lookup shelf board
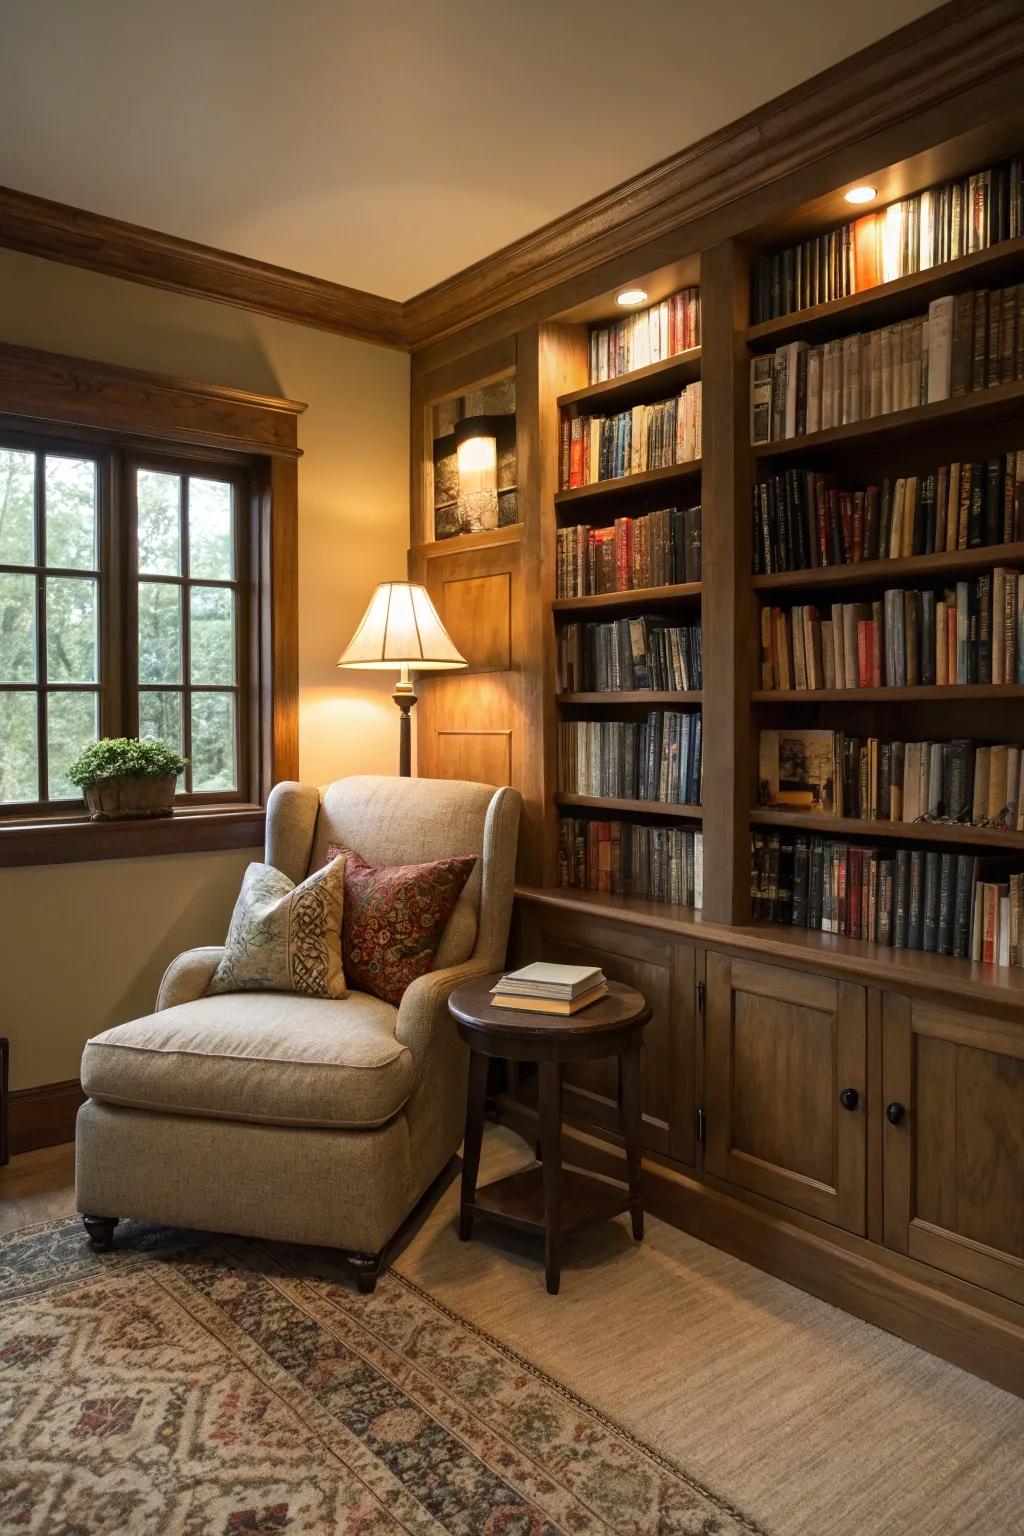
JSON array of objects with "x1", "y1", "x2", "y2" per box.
[
  {"x1": 555, "y1": 461, "x2": 701, "y2": 509},
  {"x1": 552, "y1": 581, "x2": 701, "y2": 614},
  {"x1": 558, "y1": 690, "x2": 702, "y2": 705},
  {"x1": 752, "y1": 378, "x2": 1024, "y2": 462},
  {"x1": 513, "y1": 885, "x2": 1024, "y2": 1011},
  {"x1": 558, "y1": 348, "x2": 701, "y2": 416},
  {"x1": 751, "y1": 685, "x2": 1024, "y2": 701},
  {"x1": 746, "y1": 234, "x2": 1024, "y2": 350},
  {"x1": 556, "y1": 794, "x2": 703, "y2": 819},
  {"x1": 749, "y1": 808, "x2": 1024, "y2": 850},
  {"x1": 752, "y1": 543, "x2": 1024, "y2": 592}
]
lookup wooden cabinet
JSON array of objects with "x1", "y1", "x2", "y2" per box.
[
  {"x1": 517, "y1": 906, "x2": 697, "y2": 1165},
  {"x1": 883, "y1": 994, "x2": 1024, "y2": 1305},
  {"x1": 704, "y1": 953, "x2": 867, "y2": 1233}
]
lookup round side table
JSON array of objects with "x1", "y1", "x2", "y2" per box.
[{"x1": 448, "y1": 974, "x2": 651, "y2": 1294}]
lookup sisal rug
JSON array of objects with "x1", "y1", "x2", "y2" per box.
[{"x1": 0, "y1": 1217, "x2": 764, "y2": 1535}]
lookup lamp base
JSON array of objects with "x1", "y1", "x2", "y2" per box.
[{"x1": 393, "y1": 679, "x2": 417, "y2": 777}]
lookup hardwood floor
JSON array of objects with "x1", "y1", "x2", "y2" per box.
[{"x1": 0, "y1": 1142, "x2": 75, "y2": 1235}]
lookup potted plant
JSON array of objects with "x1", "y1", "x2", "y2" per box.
[{"x1": 68, "y1": 737, "x2": 188, "y2": 821}]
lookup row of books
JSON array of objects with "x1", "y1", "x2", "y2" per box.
[
  {"x1": 558, "y1": 712, "x2": 703, "y2": 806},
  {"x1": 557, "y1": 617, "x2": 703, "y2": 694},
  {"x1": 759, "y1": 570, "x2": 1024, "y2": 690},
  {"x1": 588, "y1": 287, "x2": 701, "y2": 382},
  {"x1": 751, "y1": 155, "x2": 1024, "y2": 322},
  {"x1": 751, "y1": 830, "x2": 1024, "y2": 965},
  {"x1": 558, "y1": 816, "x2": 703, "y2": 906},
  {"x1": 560, "y1": 384, "x2": 702, "y2": 489},
  {"x1": 556, "y1": 506, "x2": 702, "y2": 597},
  {"x1": 752, "y1": 454, "x2": 1024, "y2": 575},
  {"x1": 757, "y1": 728, "x2": 1024, "y2": 830},
  {"x1": 749, "y1": 284, "x2": 1024, "y2": 445}
]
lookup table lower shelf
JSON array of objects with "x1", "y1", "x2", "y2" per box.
[{"x1": 466, "y1": 1163, "x2": 637, "y2": 1238}]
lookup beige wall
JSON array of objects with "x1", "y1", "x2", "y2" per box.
[{"x1": 0, "y1": 248, "x2": 410, "y2": 1089}]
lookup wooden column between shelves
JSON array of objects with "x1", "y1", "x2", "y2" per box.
[{"x1": 700, "y1": 239, "x2": 755, "y2": 924}]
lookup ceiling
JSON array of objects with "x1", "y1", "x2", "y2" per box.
[{"x1": 0, "y1": 0, "x2": 938, "y2": 302}]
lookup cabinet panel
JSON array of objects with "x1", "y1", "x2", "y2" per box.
[
  {"x1": 515, "y1": 907, "x2": 696, "y2": 1165},
  {"x1": 706, "y1": 952, "x2": 867, "y2": 1233},
  {"x1": 883, "y1": 994, "x2": 1024, "y2": 1304}
]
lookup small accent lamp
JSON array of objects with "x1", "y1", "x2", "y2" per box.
[
  {"x1": 337, "y1": 581, "x2": 467, "y2": 776},
  {"x1": 453, "y1": 415, "x2": 499, "y2": 531}
]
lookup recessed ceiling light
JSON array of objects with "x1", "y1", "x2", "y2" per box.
[
  {"x1": 844, "y1": 185, "x2": 877, "y2": 205},
  {"x1": 616, "y1": 288, "x2": 648, "y2": 307}
]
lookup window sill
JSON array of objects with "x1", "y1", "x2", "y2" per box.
[{"x1": 0, "y1": 805, "x2": 265, "y2": 868}]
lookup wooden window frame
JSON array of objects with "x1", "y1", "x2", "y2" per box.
[{"x1": 0, "y1": 342, "x2": 303, "y2": 866}]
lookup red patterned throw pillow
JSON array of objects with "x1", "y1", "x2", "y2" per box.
[{"x1": 323, "y1": 843, "x2": 476, "y2": 1005}]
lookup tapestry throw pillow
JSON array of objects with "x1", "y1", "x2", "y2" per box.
[
  {"x1": 323, "y1": 843, "x2": 476, "y2": 1006},
  {"x1": 207, "y1": 856, "x2": 348, "y2": 999}
]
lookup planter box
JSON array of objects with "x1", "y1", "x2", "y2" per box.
[{"x1": 83, "y1": 773, "x2": 177, "y2": 821}]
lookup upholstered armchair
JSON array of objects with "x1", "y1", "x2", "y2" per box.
[{"x1": 75, "y1": 775, "x2": 521, "y2": 1290}]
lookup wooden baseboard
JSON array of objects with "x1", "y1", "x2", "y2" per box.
[
  {"x1": 500, "y1": 1098, "x2": 1024, "y2": 1398},
  {"x1": 8, "y1": 1079, "x2": 84, "y2": 1158}
]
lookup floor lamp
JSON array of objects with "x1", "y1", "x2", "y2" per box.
[{"x1": 337, "y1": 581, "x2": 467, "y2": 776}]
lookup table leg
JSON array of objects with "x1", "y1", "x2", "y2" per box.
[
  {"x1": 618, "y1": 1045, "x2": 644, "y2": 1240},
  {"x1": 460, "y1": 1051, "x2": 490, "y2": 1240},
  {"x1": 537, "y1": 1060, "x2": 563, "y2": 1295}
]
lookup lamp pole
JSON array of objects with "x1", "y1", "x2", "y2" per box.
[{"x1": 393, "y1": 665, "x2": 418, "y2": 777}]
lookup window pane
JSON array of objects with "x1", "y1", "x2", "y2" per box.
[
  {"x1": 0, "y1": 691, "x2": 38, "y2": 803},
  {"x1": 0, "y1": 572, "x2": 37, "y2": 682},
  {"x1": 45, "y1": 456, "x2": 96, "y2": 570},
  {"x1": 46, "y1": 577, "x2": 98, "y2": 683},
  {"x1": 47, "y1": 690, "x2": 97, "y2": 799},
  {"x1": 191, "y1": 692, "x2": 236, "y2": 791},
  {"x1": 189, "y1": 478, "x2": 233, "y2": 579},
  {"x1": 139, "y1": 690, "x2": 185, "y2": 790},
  {"x1": 0, "y1": 449, "x2": 36, "y2": 566},
  {"x1": 190, "y1": 585, "x2": 235, "y2": 684},
  {"x1": 138, "y1": 581, "x2": 181, "y2": 684},
  {"x1": 137, "y1": 470, "x2": 181, "y2": 575}
]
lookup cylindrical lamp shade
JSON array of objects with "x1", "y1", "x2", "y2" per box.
[
  {"x1": 337, "y1": 581, "x2": 467, "y2": 671},
  {"x1": 453, "y1": 415, "x2": 499, "y2": 532}
]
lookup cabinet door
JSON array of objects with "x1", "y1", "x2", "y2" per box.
[
  {"x1": 883, "y1": 994, "x2": 1024, "y2": 1305},
  {"x1": 516, "y1": 907, "x2": 696, "y2": 1165},
  {"x1": 705, "y1": 953, "x2": 867, "y2": 1233}
]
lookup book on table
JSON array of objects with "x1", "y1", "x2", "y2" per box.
[{"x1": 490, "y1": 962, "x2": 609, "y2": 1014}]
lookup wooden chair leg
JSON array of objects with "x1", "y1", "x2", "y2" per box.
[
  {"x1": 460, "y1": 1050, "x2": 490, "y2": 1240},
  {"x1": 618, "y1": 1046, "x2": 645, "y2": 1240},
  {"x1": 82, "y1": 1215, "x2": 119, "y2": 1250},
  {"x1": 537, "y1": 1060, "x2": 563, "y2": 1294}
]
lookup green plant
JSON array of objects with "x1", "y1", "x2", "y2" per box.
[{"x1": 67, "y1": 737, "x2": 188, "y2": 789}]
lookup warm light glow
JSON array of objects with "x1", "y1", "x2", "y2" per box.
[
  {"x1": 616, "y1": 287, "x2": 648, "y2": 307},
  {"x1": 844, "y1": 185, "x2": 877, "y2": 205},
  {"x1": 455, "y1": 432, "x2": 498, "y2": 482},
  {"x1": 337, "y1": 581, "x2": 467, "y2": 672}
]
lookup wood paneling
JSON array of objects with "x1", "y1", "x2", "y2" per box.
[
  {"x1": 434, "y1": 729, "x2": 512, "y2": 787},
  {"x1": 442, "y1": 573, "x2": 512, "y2": 672},
  {"x1": 0, "y1": 186, "x2": 405, "y2": 348},
  {"x1": 706, "y1": 952, "x2": 867, "y2": 1232},
  {"x1": 883, "y1": 994, "x2": 1024, "y2": 1304},
  {"x1": 8, "y1": 1080, "x2": 84, "y2": 1157}
]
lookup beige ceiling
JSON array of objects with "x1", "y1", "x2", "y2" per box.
[{"x1": 0, "y1": 0, "x2": 938, "y2": 301}]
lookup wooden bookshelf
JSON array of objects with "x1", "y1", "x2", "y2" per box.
[
  {"x1": 557, "y1": 348, "x2": 701, "y2": 416},
  {"x1": 554, "y1": 460, "x2": 701, "y2": 510},
  {"x1": 749, "y1": 808, "x2": 1024, "y2": 850},
  {"x1": 752, "y1": 543, "x2": 1024, "y2": 591},
  {"x1": 552, "y1": 581, "x2": 700, "y2": 614},
  {"x1": 557, "y1": 690, "x2": 702, "y2": 705},
  {"x1": 556, "y1": 793, "x2": 702, "y2": 819}
]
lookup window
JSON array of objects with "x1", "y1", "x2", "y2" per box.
[{"x1": 1, "y1": 432, "x2": 249, "y2": 813}]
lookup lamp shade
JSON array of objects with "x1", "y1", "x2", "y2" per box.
[{"x1": 336, "y1": 581, "x2": 467, "y2": 671}]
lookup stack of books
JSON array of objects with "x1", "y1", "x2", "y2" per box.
[
  {"x1": 560, "y1": 383, "x2": 702, "y2": 488},
  {"x1": 490, "y1": 963, "x2": 609, "y2": 1015}
]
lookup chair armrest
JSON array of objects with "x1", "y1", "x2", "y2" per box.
[
  {"x1": 395, "y1": 961, "x2": 493, "y2": 1060},
  {"x1": 157, "y1": 947, "x2": 226, "y2": 1011}
]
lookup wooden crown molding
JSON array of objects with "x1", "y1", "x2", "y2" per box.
[
  {"x1": 0, "y1": 185, "x2": 406, "y2": 350},
  {"x1": 0, "y1": 1, "x2": 1021, "y2": 358},
  {"x1": 0, "y1": 340, "x2": 306, "y2": 458}
]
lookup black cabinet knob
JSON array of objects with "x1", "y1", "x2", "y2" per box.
[
  {"x1": 886, "y1": 1101, "x2": 906, "y2": 1125},
  {"x1": 839, "y1": 1088, "x2": 859, "y2": 1111}
]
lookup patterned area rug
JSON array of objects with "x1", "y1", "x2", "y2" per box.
[{"x1": 0, "y1": 1218, "x2": 766, "y2": 1535}]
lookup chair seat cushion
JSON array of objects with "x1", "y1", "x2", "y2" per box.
[{"x1": 81, "y1": 991, "x2": 412, "y2": 1130}]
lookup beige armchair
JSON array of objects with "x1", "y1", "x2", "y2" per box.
[{"x1": 75, "y1": 775, "x2": 521, "y2": 1290}]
